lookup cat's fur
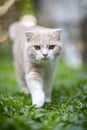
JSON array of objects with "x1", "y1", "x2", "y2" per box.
[{"x1": 9, "y1": 23, "x2": 63, "y2": 108}]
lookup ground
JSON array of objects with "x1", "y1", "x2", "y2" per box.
[{"x1": 0, "y1": 45, "x2": 87, "y2": 130}]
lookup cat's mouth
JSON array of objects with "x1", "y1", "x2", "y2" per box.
[
  {"x1": 42, "y1": 57, "x2": 49, "y2": 61},
  {"x1": 34, "y1": 57, "x2": 49, "y2": 63}
]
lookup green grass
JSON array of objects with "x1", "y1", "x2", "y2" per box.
[{"x1": 0, "y1": 45, "x2": 87, "y2": 130}]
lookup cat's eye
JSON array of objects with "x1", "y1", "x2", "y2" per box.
[
  {"x1": 34, "y1": 45, "x2": 41, "y2": 50},
  {"x1": 49, "y1": 45, "x2": 56, "y2": 50}
]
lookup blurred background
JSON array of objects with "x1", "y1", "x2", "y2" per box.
[{"x1": 0, "y1": 0, "x2": 87, "y2": 68}]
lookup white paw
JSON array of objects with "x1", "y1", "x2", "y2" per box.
[{"x1": 32, "y1": 91, "x2": 45, "y2": 108}]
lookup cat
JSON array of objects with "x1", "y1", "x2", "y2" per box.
[{"x1": 9, "y1": 22, "x2": 63, "y2": 108}]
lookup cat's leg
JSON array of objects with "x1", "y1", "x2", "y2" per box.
[
  {"x1": 14, "y1": 61, "x2": 29, "y2": 93},
  {"x1": 44, "y1": 79, "x2": 53, "y2": 102},
  {"x1": 44, "y1": 65, "x2": 56, "y2": 102},
  {"x1": 25, "y1": 72, "x2": 45, "y2": 108}
]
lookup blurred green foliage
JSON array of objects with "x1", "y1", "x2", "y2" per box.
[
  {"x1": 0, "y1": 46, "x2": 87, "y2": 130},
  {"x1": 0, "y1": 0, "x2": 34, "y2": 16},
  {"x1": 0, "y1": 0, "x2": 35, "y2": 31},
  {"x1": 19, "y1": 0, "x2": 34, "y2": 16},
  {"x1": 0, "y1": 0, "x2": 7, "y2": 5}
]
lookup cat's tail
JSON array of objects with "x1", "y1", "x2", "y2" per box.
[
  {"x1": 9, "y1": 14, "x2": 37, "y2": 41},
  {"x1": 19, "y1": 14, "x2": 37, "y2": 27}
]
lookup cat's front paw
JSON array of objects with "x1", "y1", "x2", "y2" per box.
[{"x1": 32, "y1": 90, "x2": 45, "y2": 108}]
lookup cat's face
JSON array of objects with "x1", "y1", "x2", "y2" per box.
[{"x1": 25, "y1": 29, "x2": 62, "y2": 62}]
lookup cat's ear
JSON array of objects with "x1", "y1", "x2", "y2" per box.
[
  {"x1": 53, "y1": 29, "x2": 62, "y2": 40},
  {"x1": 25, "y1": 31, "x2": 34, "y2": 42}
]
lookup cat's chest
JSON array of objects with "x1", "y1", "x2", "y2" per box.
[{"x1": 41, "y1": 62, "x2": 56, "y2": 79}]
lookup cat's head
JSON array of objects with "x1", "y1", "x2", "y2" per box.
[{"x1": 25, "y1": 29, "x2": 63, "y2": 63}]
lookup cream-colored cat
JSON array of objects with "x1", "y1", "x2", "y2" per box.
[{"x1": 9, "y1": 23, "x2": 63, "y2": 108}]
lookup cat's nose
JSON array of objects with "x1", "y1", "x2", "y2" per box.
[{"x1": 43, "y1": 53, "x2": 48, "y2": 57}]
